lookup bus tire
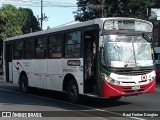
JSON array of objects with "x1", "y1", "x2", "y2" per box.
[
  {"x1": 108, "y1": 96, "x2": 121, "y2": 101},
  {"x1": 67, "y1": 80, "x2": 79, "y2": 103},
  {"x1": 19, "y1": 75, "x2": 29, "y2": 94}
]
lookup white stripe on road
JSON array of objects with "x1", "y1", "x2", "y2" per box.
[{"x1": 0, "y1": 87, "x2": 146, "y2": 120}]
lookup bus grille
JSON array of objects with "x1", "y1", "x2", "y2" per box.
[
  {"x1": 115, "y1": 69, "x2": 153, "y2": 76},
  {"x1": 122, "y1": 86, "x2": 146, "y2": 93}
]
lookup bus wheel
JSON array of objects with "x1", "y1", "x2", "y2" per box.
[
  {"x1": 19, "y1": 75, "x2": 29, "y2": 94},
  {"x1": 108, "y1": 96, "x2": 121, "y2": 101},
  {"x1": 67, "y1": 80, "x2": 79, "y2": 103}
]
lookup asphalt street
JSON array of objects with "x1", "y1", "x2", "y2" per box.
[{"x1": 0, "y1": 81, "x2": 159, "y2": 120}]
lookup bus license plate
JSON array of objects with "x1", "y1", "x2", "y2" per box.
[{"x1": 132, "y1": 86, "x2": 140, "y2": 90}]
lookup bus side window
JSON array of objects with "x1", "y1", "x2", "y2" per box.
[
  {"x1": 24, "y1": 38, "x2": 34, "y2": 59},
  {"x1": 48, "y1": 34, "x2": 62, "y2": 58},
  {"x1": 35, "y1": 36, "x2": 47, "y2": 58},
  {"x1": 13, "y1": 41, "x2": 23, "y2": 59},
  {"x1": 64, "y1": 31, "x2": 81, "y2": 58}
]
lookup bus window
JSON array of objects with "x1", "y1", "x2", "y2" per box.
[
  {"x1": 35, "y1": 36, "x2": 47, "y2": 58},
  {"x1": 65, "y1": 31, "x2": 81, "y2": 58},
  {"x1": 13, "y1": 41, "x2": 23, "y2": 59},
  {"x1": 24, "y1": 38, "x2": 34, "y2": 59},
  {"x1": 48, "y1": 34, "x2": 62, "y2": 58}
]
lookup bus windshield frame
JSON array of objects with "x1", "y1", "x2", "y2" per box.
[
  {"x1": 101, "y1": 34, "x2": 154, "y2": 68},
  {"x1": 101, "y1": 19, "x2": 154, "y2": 68}
]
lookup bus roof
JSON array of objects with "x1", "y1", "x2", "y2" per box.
[{"x1": 5, "y1": 17, "x2": 152, "y2": 41}]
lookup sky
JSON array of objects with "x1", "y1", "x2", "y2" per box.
[{"x1": 0, "y1": 0, "x2": 78, "y2": 30}]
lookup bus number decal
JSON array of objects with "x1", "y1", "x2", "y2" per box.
[
  {"x1": 67, "y1": 60, "x2": 81, "y2": 66},
  {"x1": 63, "y1": 69, "x2": 78, "y2": 73}
]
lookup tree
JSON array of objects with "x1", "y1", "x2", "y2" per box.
[
  {"x1": 18, "y1": 8, "x2": 40, "y2": 34},
  {"x1": 154, "y1": 0, "x2": 160, "y2": 7},
  {"x1": 74, "y1": 0, "x2": 155, "y2": 21},
  {"x1": 0, "y1": 4, "x2": 40, "y2": 41},
  {"x1": 0, "y1": 5, "x2": 22, "y2": 40},
  {"x1": 74, "y1": 0, "x2": 102, "y2": 21}
]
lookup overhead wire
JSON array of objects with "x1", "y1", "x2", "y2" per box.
[
  {"x1": 0, "y1": 0, "x2": 89, "y2": 28},
  {"x1": 0, "y1": 0, "x2": 96, "y2": 8},
  {"x1": 0, "y1": 0, "x2": 78, "y2": 8}
]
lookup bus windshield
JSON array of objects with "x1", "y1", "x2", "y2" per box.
[{"x1": 101, "y1": 35, "x2": 154, "y2": 67}]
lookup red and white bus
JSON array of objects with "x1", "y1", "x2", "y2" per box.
[{"x1": 3, "y1": 17, "x2": 156, "y2": 103}]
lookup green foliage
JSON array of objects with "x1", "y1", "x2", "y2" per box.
[
  {"x1": 74, "y1": 0, "x2": 102, "y2": 21},
  {"x1": 154, "y1": 0, "x2": 160, "y2": 7},
  {"x1": 18, "y1": 8, "x2": 40, "y2": 34},
  {"x1": 75, "y1": 0, "x2": 156, "y2": 22},
  {"x1": 0, "y1": 4, "x2": 40, "y2": 41},
  {"x1": 0, "y1": 5, "x2": 21, "y2": 40}
]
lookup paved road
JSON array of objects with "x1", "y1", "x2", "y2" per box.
[{"x1": 0, "y1": 81, "x2": 159, "y2": 120}]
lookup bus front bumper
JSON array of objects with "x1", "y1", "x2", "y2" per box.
[{"x1": 100, "y1": 80, "x2": 156, "y2": 97}]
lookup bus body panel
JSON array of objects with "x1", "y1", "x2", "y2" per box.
[
  {"x1": 62, "y1": 58, "x2": 84, "y2": 94},
  {"x1": 109, "y1": 70, "x2": 155, "y2": 86},
  {"x1": 99, "y1": 69, "x2": 156, "y2": 97},
  {"x1": 12, "y1": 58, "x2": 84, "y2": 94},
  {"x1": 12, "y1": 60, "x2": 35, "y2": 87},
  {"x1": 100, "y1": 79, "x2": 156, "y2": 97},
  {"x1": 9, "y1": 62, "x2": 13, "y2": 82},
  {"x1": 13, "y1": 69, "x2": 19, "y2": 85},
  {"x1": 23, "y1": 60, "x2": 34, "y2": 87},
  {"x1": 47, "y1": 59, "x2": 63, "y2": 91},
  {"x1": 34, "y1": 59, "x2": 47, "y2": 89},
  {"x1": 13, "y1": 60, "x2": 23, "y2": 85}
]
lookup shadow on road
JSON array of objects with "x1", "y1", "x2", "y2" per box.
[{"x1": 0, "y1": 81, "x2": 131, "y2": 110}]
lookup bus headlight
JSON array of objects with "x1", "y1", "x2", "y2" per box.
[
  {"x1": 102, "y1": 73, "x2": 120, "y2": 85},
  {"x1": 109, "y1": 79, "x2": 120, "y2": 85}
]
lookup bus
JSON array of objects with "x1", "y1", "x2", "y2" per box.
[{"x1": 3, "y1": 17, "x2": 156, "y2": 103}]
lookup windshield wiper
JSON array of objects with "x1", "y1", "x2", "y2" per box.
[
  {"x1": 142, "y1": 33, "x2": 151, "y2": 43},
  {"x1": 142, "y1": 33, "x2": 154, "y2": 48}
]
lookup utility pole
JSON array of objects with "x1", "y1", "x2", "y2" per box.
[
  {"x1": 38, "y1": 0, "x2": 48, "y2": 30},
  {"x1": 98, "y1": 0, "x2": 105, "y2": 17},
  {"x1": 41, "y1": 0, "x2": 43, "y2": 29}
]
